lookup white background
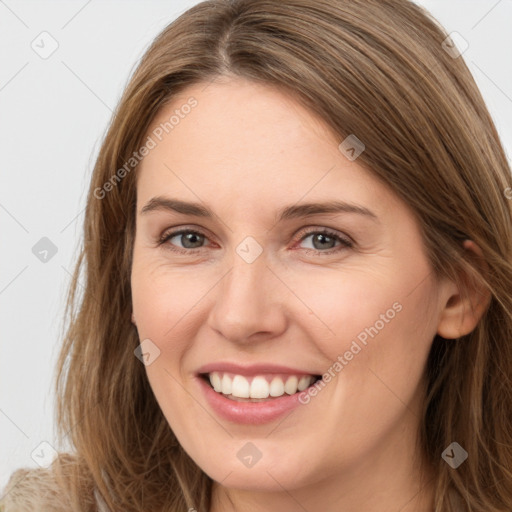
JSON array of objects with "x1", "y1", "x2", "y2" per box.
[{"x1": 1, "y1": 0, "x2": 511, "y2": 490}]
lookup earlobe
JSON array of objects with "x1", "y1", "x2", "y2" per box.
[
  {"x1": 131, "y1": 312, "x2": 137, "y2": 326},
  {"x1": 436, "y1": 240, "x2": 491, "y2": 339}
]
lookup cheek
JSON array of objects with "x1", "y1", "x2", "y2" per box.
[
  {"x1": 280, "y1": 265, "x2": 406, "y2": 355},
  {"x1": 131, "y1": 259, "x2": 215, "y2": 345},
  {"x1": 130, "y1": 264, "x2": 217, "y2": 441},
  {"x1": 328, "y1": 277, "x2": 438, "y2": 427},
  {"x1": 286, "y1": 261, "x2": 437, "y2": 394}
]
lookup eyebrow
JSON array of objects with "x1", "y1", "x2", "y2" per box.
[{"x1": 140, "y1": 196, "x2": 378, "y2": 222}]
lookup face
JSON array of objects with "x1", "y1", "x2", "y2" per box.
[{"x1": 130, "y1": 76, "x2": 449, "y2": 494}]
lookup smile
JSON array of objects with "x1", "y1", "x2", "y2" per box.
[
  {"x1": 204, "y1": 371, "x2": 320, "y2": 401},
  {"x1": 196, "y1": 362, "x2": 323, "y2": 424}
]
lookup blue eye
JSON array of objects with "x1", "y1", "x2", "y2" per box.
[{"x1": 158, "y1": 227, "x2": 353, "y2": 255}]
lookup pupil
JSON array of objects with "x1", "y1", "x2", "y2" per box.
[
  {"x1": 183, "y1": 233, "x2": 203, "y2": 248},
  {"x1": 314, "y1": 233, "x2": 333, "y2": 250}
]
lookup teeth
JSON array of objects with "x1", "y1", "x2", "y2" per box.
[
  {"x1": 298, "y1": 375, "x2": 311, "y2": 391},
  {"x1": 284, "y1": 375, "x2": 298, "y2": 395},
  {"x1": 250, "y1": 376, "x2": 270, "y2": 399},
  {"x1": 232, "y1": 375, "x2": 250, "y2": 398},
  {"x1": 208, "y1": 372, "x2": 315, "y2": 399},
  {"x1": 221, "y1": 373, "x2": 232, "y2": 395},
  {"x1": 269, "y1": 377, "x2": 285, "y2": 397},
  {"x1": 210, "y1": 372, "x2": 222, "y2": 392}
]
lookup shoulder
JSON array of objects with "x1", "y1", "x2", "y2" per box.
[
  {"x1": 0, "y1": 465, "x2": 69, "y2": 512},
  {"x1": 0, "y1": 454, "x2": 107, "y2": 512}
]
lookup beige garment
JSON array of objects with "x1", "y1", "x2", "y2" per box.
[{"x1": 0, "y1": 466, "x2": 109, "y2": 512}]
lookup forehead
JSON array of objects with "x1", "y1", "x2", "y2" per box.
[
  {"x1": 144, "y1": 78, "x2": 338, "y2": 164},
  {"x1": 136, "y1": 78, "x2": 393, "y2": 218}
]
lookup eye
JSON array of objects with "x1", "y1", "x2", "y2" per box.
[
  {"x1": 295, "y1": 228, "x2": 353, "y2": 255},
  {"x1": 157, "y1": 226, "x2": 353, "y2": 256},
  {"x1": 158, "y1": 228, "x2": 211, "y2": 253}
]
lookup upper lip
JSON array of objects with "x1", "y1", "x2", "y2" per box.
[{"x1": 196, "y1": 361, "x2": 320, "y2": 377}]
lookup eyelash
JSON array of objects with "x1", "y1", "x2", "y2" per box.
[{"x1": 157, "y1": 226, "x2": 353, "y2": 256}]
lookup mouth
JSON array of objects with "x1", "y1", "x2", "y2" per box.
[{"x1": 199, "y1": 371, "x2": 322, "y2": 402}]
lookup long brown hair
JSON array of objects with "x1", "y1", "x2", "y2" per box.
[{"x1": 3, "y1": 0, "x2": 512, "y2": 510}]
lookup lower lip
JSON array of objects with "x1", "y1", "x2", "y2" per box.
[{"x1": 197, "y1": 376, "x2": 304, "y2": 425}]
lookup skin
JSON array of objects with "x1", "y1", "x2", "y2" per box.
[{"x1": 130, "y1": 75, "x2": 487, "y2": 512}]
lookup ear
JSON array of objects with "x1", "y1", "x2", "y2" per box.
[
  {"x1": 131, "y1": 312, "x2": 137, "y2": 326},
  {"x1": 436, "y1": 240, "x2": 491, "y2": 339}
]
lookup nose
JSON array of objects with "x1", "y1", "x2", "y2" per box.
[{"x1": 207, "y1": 249, "x2": 288, "y2": 345}]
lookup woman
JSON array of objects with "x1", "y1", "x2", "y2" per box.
[{"x1": 2, "y1": 0, "x2": 511, "y2": 510}]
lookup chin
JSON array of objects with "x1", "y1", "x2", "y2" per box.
[{"x1": 194, "y1": 445, "x2": 318, "y2": 492}]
